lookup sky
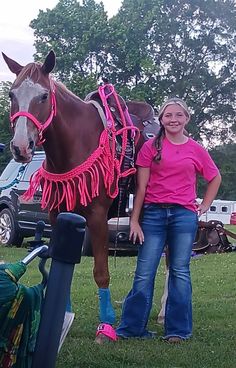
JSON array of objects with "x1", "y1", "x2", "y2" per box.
[{"x1": 0, "y1": 0, "x2": 122, "y2": 82}]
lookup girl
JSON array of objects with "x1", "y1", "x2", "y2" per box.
[{"x1": 116, "y1": 97, "x2": 221, "y2": 342}]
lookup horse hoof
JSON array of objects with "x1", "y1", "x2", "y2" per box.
[
  {"x1": 95, "y1": 323, "x2": 117, "y2": 344},
  {"x1": 95, "y1": 333, "x2": 113, "y2": 344}
]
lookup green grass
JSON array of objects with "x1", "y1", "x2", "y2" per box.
[
  {"x1": 1, "y1": 246, "x2": 236, "y2": 368},
  {"x1": 225, "y1": 224, "x2": 236, "y2": 243}
]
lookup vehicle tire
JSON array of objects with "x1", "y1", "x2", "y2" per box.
[
  {"x1": 0, "y1": 208, "x2": 23, "y2": 247},
  {"x1": 82, "y1": 227, "x2": 93, "y2": 256}
]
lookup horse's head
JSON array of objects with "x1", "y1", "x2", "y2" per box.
[{"x1": 2, "y1": 51, "x2": 56, "y2": 163}]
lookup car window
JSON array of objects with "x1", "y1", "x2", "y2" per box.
[
  {"x1": 0, "y1": 161, "x2": 22, "y2": 182},
  {"x1": 23, "y1": 160, "x2": 43, "y2": 181}
]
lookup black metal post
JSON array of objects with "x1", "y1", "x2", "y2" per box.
[{"x1": 32, "y1": 212, "x2": 86, "y2": 368}]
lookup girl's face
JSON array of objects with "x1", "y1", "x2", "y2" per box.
[{"x1": 160, "y1": 103, "x2": 189, "y2": 135}]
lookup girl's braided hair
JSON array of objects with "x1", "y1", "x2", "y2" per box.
[{"x1": 154, "y1": 97, "x2": 190, "y2": 162}]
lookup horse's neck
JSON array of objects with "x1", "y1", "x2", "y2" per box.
[{"x1": 43, "y1": 88, "x2": 104, "y2": 173}]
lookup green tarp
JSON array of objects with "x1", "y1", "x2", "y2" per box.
[{"x1": 0, "y1": 262, "x2": 43, "y2": 368}]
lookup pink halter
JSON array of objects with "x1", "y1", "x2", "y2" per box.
[{"x1": 10, "y1": 81, "x2": 57, "y2": 145}]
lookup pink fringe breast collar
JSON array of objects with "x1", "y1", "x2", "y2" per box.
[{"x1": 23, "y1": 129, "x2": 135, "y2": 211}]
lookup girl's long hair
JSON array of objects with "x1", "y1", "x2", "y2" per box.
[{"x1": 154, "y1": 123, "x2": 165, "y2": 162}]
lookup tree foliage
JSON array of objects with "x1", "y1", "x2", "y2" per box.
[
  {"x1": 30, "y1": 0, "x2": 236, "y2": 143},
  {"x1": 210, "y1": 143, "x2": 236, "y2": 199},
  {"x1": 105, "y1": 0, "x2": 162, "y2": 102},
  {"x1": 0, "y1": 82, "x2": 13, "y2": 170},
  {"x1": 30, "y1": 0, "x2": 109, "y2": 94},
  {"x1": 107, "y1": 0, "x2": 236, "y2": 143}
]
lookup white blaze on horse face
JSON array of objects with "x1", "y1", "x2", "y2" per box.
[{"x1": 11, "y1": 78, "x2": 47, "y2": 153}]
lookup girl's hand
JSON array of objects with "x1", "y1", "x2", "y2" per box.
[
  {"x1": 197, "y1": 202, "x2": 209, "y2": 216},
  {"x1": 129, "y1": 220, "x2": 144, "y2": 245}
]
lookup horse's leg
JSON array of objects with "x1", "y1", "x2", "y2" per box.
[
  {"x1": 87, "y1": 212, "x2": 116, "y2": 343},
  {"x1": 157, "y1": 269, "x2": 169, "y2": 325},
  {"x1": 157, "y1": 246, "x2": 169, "y2": 324}
]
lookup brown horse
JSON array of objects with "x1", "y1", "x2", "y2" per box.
[{"x1": 2, "y1": 50, "x2": 157, "y2": 343}]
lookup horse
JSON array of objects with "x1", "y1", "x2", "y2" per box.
[{"x1": 2, "y1": 50, "x2": 159, "y2": 343}]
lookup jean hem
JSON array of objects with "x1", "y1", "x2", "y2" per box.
[
  {"x1": 116, "y1": 330, "x2": 157, "y2": 340},
  {"x1": 162, "y1": 334, "x2": 192, "y2": 341}
]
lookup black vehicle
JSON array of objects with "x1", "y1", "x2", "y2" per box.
[
  {"x1": 0, "y1": 152, "x2": 50, "y2": 247},
  {"x1": 0, "y1": 144, "x2": 5, "y2": 153},
  {"x1": 0, "y1": 153, "x2": 136, "y2": 255}
]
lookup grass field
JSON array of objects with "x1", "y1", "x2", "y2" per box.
[
  {"x1": 224, "y1": 224, "x2": 236, "y2": 243},
  {"x1": 1, "y1": 236, "x2": 236, "y2": 368}
]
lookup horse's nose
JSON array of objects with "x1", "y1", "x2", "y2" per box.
[
  {"x1": 10, "y1": 142, "x2": 27, "y2": 161},
  {"x1": 11, "y1": 143, "x2": 21, "y2": 157},
  {"x1": 28, "y1": 140, "x2": 35, "y2": 150}
]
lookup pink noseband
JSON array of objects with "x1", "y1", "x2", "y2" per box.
[{"x1": 10, "y1": 81, "x2": 57, "y2": 145}]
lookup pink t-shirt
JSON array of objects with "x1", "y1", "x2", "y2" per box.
[{"x1": 136, "y1": 137, "x2": 219, "y2": 212}]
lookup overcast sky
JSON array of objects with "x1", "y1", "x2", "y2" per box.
[{"x1": 0, "y1": 0, "x2": 121, "y2": 82}]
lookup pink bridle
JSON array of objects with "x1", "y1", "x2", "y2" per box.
[{"x1": 10, "y1": 81, "x2": 57, "y2": 145}]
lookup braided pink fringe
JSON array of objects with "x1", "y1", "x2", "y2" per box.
[{"x1": 23, "y1": 129, "x2": 135, "y2": 211}]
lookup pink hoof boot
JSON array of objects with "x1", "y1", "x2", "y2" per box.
[{"x1": 96, "y1": 323, "x2": 117, "y2": 342}]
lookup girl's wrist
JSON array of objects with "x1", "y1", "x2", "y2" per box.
[
  {"x1": 130, "y1": 217, "x2": 139, "y2": 224},
  {"x1": 201, "y1": 201, "x2": 210, "y2": 208}
]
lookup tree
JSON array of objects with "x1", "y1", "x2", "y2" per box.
[
  {"x1": 196, "y1": 143, "x2": 236, "y2": 200},
  {"x1": 108, "y1": 0, "x2": 236, "y2": 143},
  {"x1": 30, "y1": 0, "x2": 110, "y2": 96},
  {"x1": 210, "y1": 143, "x2": 236, "y2": 199},
  {"x1": 105, "y1": 0, "x2": 163, "y2": 104},
  {"x1": 0, "y1": 82, "x2": 12, "y2": 171},
  {"x1": 30, "y1": 0, "x2": 236, "y2": 144}
]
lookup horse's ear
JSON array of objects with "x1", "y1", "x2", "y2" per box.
[
  {"x1": 42, "y1": 50, "x2": 56, "y2": 74},
  {"x1": 2, "y1": 52, "x2": 23, "y2": 75}
]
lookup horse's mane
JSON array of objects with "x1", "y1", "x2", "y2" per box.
[
  {"x1": 15, "y1": 62, "x2": 43, "y2": 85},
  {"x1": 56, "y1": 81, "x2": 80, "y2": 100}
]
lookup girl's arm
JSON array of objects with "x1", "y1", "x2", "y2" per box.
[
  {"x1": 130, "y1": 167, "x2": 150, "y2": 244},
  {"x1": 197, "y1": 173, "x2": 222, "y2": 216}
]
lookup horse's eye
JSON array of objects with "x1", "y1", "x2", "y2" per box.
[
  {"x1": 41, "y1": 93, "x2": 48, "y2": 102},
  {"x1": 9, "y1": 91, "x2": 13, "y2": 100}
]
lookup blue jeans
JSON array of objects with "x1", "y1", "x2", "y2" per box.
[{"x1": 116, "y1": 204, "x2": 198, "y2": 339}]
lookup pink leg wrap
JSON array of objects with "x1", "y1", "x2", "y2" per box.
[{"x1": 96, "y1": 323, "x2": 117, "y2": 341}]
